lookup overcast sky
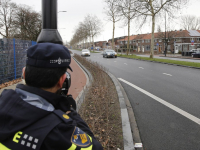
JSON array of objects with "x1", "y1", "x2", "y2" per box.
[{"x1": 11, "y1": 0, "x2": 200, "y2": 43}]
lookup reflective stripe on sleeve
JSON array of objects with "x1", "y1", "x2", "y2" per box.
[
  {"x1": 0, "y1": 143, "x2": 11, "y2": 150},
  {"x1": 68, "y1": 143, "x2": 77, "y2": 150}
]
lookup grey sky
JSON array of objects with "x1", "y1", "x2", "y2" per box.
[{"x1": 11, "y1": 0, "x2": 200, "y2": 43}]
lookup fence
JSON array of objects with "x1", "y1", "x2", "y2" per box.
[{"x1": 0, "y1": 38, "x2": 37, "y2": 84}]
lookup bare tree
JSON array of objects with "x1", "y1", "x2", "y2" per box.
[
  {"x1": 0, "y1": 0, "x2": 17, "y2": 38},
  {"x1": 70, "y1": 15, "x2": 102, "y2": 49},
  {"x1": 132, "y1": 0, "x2": 188, "y2": 58},
  {"x1": 180, "y1": 15, "x2": 200, "y2": 30},
  {"x1": 104, "y1": 0, "x2": 121, "y2": 50},
  {"x1": 117, "y1": 0, "x2": 136, "y2": 55},
  {"x1": 84, "y1": 15, "x2": 102, "y2": 51},
  {"x1": 12, "y1": 5, "x2": 42, "y2": 41}
]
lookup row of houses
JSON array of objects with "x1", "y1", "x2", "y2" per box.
[{"x1": 92, "y1": 30, "x2": 200, "y2": 53}]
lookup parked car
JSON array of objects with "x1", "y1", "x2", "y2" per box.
[
  {"x1": 190, "y1": 49, "x2": 198, "y2": 53},
  {"x1": 191, "y1": 52, "x2": 200, "y2": 58},
  {"x1": 102, "y1": 49, "x2": 117, "y2": 58},
  {"x1": 81, "y1": 49, "x2": 90, "y2": 56}
]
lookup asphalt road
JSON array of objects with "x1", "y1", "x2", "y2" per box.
[{"x1": 71, "y1": 50, "x2": 200, "y2": 150}]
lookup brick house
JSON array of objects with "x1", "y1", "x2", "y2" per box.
[
  {"x1": 115, "y1": 30, "x2": 200, "y2": 53},
  {"x1": 108, "y1": 36, "x2": 128, "y2": 49},
  {"x1": 94, "y1": 41, "x2": 108, "y2": 49}
]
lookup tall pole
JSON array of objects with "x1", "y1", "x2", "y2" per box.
[
  {"x1": 164, "y1": 12, "x2": 167, "y2": 57},
  {"x1": 37, "y1": 0, "x2": 63, "y2": 44}
]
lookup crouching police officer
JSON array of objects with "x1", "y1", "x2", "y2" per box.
[{"x1": 0, "y1": 43, "x2": 103, "y2": 150}]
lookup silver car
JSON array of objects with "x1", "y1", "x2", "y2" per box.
[
  {"x1": 81, "y1": 49, "x2": 90, "y2": 57},
  {"x1": 102, "y1": 49, "x2": 117, "y2": 58}
]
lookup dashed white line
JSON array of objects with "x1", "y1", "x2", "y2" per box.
[
  {"x1": 118, "y1": 78, "x2": 200, "y2": 125},
  {"x1": 124, "y1": 63, "x2": 128, "y2": 65},
  {"x1": 139, "y1": 67, "x2": 144, "y2": 69},
  {"x1": 163, "y1": 73, "x2": 172, "y2": 76}
]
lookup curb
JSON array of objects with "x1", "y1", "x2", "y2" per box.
[
  {"x1": 72, "y1": 56, "x2": 93, "y2": 112},
  {"x1": 107, "y1": 72, "x2": 136, "y2": 150},
  {"x1": 72, "y1": 54, "x2": 140, "y2": 150}
]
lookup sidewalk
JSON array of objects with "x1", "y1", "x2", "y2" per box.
[{"x1": 0, "y1": 57, "x2": 87, "y2": 102}]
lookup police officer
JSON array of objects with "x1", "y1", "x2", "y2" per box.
[{"x1": 0, "y1": 43, "x2": 103, "y2": 150}]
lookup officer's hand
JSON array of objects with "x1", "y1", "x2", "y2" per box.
[
  {"x1": 67, "y1": 94, "x2": 74, "y2": 100},
  {"x1": 66, "y1": 111, "x2": 71, "y2": 114}
]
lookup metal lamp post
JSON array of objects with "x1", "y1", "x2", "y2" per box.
[{"x1": 37, "y1": 0, "x2": 63, "y2": 44}]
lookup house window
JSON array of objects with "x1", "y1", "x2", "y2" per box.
[
  {"x1": 197, "y1": 38, "x2": 200, "y2": 42},
  {"x1": 142, "y1": 40, "x2": 144, "y2": 43},
  {"x1": 146, "y1": 45, "x2": 150, "y2": 50},
  {"x1": 133, "y1": 40, "x2": 136, "y2": 43},
  {"x1": 159, "y1": 39, "x2": 162, "y2": 42},
  {"x1": 175, "y1": 38, "x2": 181, "y2": 42},
  {"x1": 154, "y1": 39, "x2": 157, "y2": 42}
]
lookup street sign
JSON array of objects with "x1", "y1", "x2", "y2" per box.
[
  {"x1": 157, "y1": 43, "x2": 159, "y2": 46},
  {"x1": 191, "y1": 40, "x2": 194, "y2": 45}
]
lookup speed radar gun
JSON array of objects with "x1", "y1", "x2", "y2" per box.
[{"x1": 37, "y1": 0, "x2": 76, "y2": 110}]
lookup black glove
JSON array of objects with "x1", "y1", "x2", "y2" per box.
[{"x1": 58, "y1": 94, "x2": 77, "y2": 112}]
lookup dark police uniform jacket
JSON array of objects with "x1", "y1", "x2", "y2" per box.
[{"x1": 0, "y1": 84, "x2": 103, "y2": 150}]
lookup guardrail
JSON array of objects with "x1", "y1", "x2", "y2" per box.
[{"x1": 0, "y1": 38, "x2": 36, "y2": 84}]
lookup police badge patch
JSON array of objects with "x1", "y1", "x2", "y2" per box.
[{"x1": 71, "y1": 127, "x2": 91, "y2": 147}]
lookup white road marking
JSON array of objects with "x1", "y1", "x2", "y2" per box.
[
  {"x1": 114, "y1": 61, "x2": 117, "y2": 62},
  {"x1": 124, "y1": 63, "x2": 128, "y2": 65},
  {"x1": 118, "y1": 78, "x2": 200, "y2": 125},
  {"x1": 163, "y1": 73, "x2": 172, "y2": 76},
  {"x1": 139, "y1": 67, "x2": 144, "y2": 69}
]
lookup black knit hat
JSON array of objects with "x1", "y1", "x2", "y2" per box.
[{"x1": 26, "y1": 43, "x2": 72, "y2": 71}]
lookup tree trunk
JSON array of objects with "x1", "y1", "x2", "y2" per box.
[
  {"x1": 6, "y1": 27, "x2": 8, "y2": 38},
  {"x1": 112, "y1": 21, "x2": 115, "y2": 50},
  {"x1": 92, "y1": 36, "x2": 94, "y2": 52},
  {"x1": 128, "y1": 19, "x2": 130, "y2": 55},
  {"x1": 150, "y1": 15, "x2": 155, "y2": 58}
]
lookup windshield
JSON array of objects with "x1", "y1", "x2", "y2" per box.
[
  {"x1": 82, "y1": 50, "x2": 89, "y2": 52},
  {"x1": 105, "y1": 50, "x2": 115, "y2": 52}
]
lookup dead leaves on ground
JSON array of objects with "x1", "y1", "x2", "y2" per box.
[{"x1": 0, "y1": 78, "x2": 22, "y2": 90}]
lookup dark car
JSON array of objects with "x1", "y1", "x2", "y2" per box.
[
  {"x1": 102, "y1": 49, "x2": 117, "y2": 58},
  {"x1": 192, "y1": 52, "x2": 200, "y2": 58}
]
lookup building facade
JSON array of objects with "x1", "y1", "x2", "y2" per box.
[{"x1": 116, "y1": 30, "x2": 200, "y2": 53}]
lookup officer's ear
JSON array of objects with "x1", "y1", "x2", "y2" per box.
[
  {"x1": 57, "y1": 73, "x2": 66, "y2": 89},
  {"x1": 22, "y1": 67, "x2": 26, "y2": 79},
  {"x1": 21, "y1": 67, "x2": 26, "y2": 84}
]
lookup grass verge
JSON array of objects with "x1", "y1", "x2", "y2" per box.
[
  {"x1": 118, "y1": 54, "x2": 200, "y2": 68},
  {"x1": 74, "y1": 54, "x2": 124, "y2": 150}
]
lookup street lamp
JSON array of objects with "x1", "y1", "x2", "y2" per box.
[{"x1": 37, "y1": 0, "x2": 63, "y2": 44}]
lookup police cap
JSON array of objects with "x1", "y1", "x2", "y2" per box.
[{"x1": 26, "y1": 43, "x2": 72, "y2": 71}]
